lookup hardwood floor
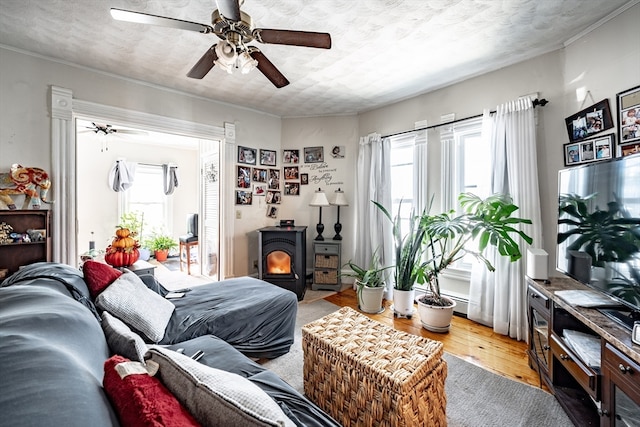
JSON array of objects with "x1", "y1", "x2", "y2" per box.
[{"x1": 325, "y1": 288, "x2": 550, "y2": 392}]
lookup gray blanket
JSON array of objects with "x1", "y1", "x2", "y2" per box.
[{"x1": 161, "y1": 276, "x2": 298, "y2": 359}]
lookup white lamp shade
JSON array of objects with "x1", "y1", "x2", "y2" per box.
[
  {"x1": 309, "y1": 189, "x2": 330, "y2": 207},
  {"x1": 331, "y1": 188, "x2": 349, "y2": 206}
]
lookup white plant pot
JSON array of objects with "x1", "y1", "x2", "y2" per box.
[
  {"x1": 392, "y1": 288, "x2": 415, "y2": 318},
  {"x1": 357, "y1": 282, "x2": 385, "y2": 314},
  {"x1": 417, "y1": 295, "x2": 457, "y2": 333}
]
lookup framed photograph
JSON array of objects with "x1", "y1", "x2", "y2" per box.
[
  {"x1": 260, "y1": 149, "x2": 277, "y2": 166},
  {"x1": 265, "y1": 191, "x2": 281, "y2": 204},
  {"x1": 284, "y1": 182, "x2": 300, "y2": 195},
  {"x1": 268, "y1": 169, "x2": 280, "y2": 190},
  {"x1": 621, "y1": 143, "x2": 640, "y2": 157},
  {"x1": 564, "y1": 99, "x2": 614, "y2": 142},
  {"x1": 304, "y1": 146, "x2": 324, "y2": 163},
  {"x1": 331, "y1": 145, "x2": 345, "y2": 158},
  {"x1": 282, "y1": 149, "x2": 300, "y2": 164},
  {"x1": 300, "y1": 173, "x2": 309, "y2": 185},
  {"x1": 617, "y1": 85, "x2": 640, "y2": 145},
  {"x1": 563, "y1": 134, "x2": 614, "y2": 166},
  {"x1": 237, "y1": 146, "x2": 257, "y2": 165},
  {"x1": 235, "y1": 190, "x2": 252, "y2": 205},
  {"x1": 284, "y1": 166, "x2": 299, "y2": 180},
  {"x1": 253, "y1": 183, "x2": 267, "y2": 196},
  {"x1": 266, "y1": 206, "x2": 278, "y2": 219},
  {"x1": 252, "y1": 167, "x2": 267, "y2": 183},
  {"x1": 236, "y1": 166, "x2": 251, "y2": 188}
]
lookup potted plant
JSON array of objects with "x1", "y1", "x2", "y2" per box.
[
  {"x1": 341, "y1": 249, "x2": 391, "y2": 314},
  {"x1": 146, "y1": 233, "x2": 177, "y2": 262},
  {"x1": 376, "y1": 193, "x2": 533, "y2": 330},
  {"x1": 373, "y1": 200, "x2": 430, "y2": 318},
  {"x1": 417, "y1": 193, "x2": 533, "y2": 332}
]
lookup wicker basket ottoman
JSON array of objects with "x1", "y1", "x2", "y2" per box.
[{"x1": 302, "y1": 307, "x2": 447, "y2": 427}]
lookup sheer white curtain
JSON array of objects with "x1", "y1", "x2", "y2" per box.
[
  {"x1": 468, "y1": 97, "x2": 543, "y2": 340},
  {"x1": 355, "y1": 133, "x2": 393, "y2": 298}
]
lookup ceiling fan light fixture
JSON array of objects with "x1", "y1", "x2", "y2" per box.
[
  {"x1": 214, "y1": 40, "x2": 237, "y2": 73},
  {"x1": 236, "y1": 50, "x2": 257, "y2": 74}
]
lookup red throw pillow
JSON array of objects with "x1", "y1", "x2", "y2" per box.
[
  {"x1": 103, "y1": 355, "x2": 200, "y2": 427},
  {"x1": 83, "y1": 261, "x2": 122, "y2": 299}
]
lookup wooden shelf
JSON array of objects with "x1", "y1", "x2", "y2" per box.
[{"x1": 0, "y1": 210, "x2": 52, "y2": 277}]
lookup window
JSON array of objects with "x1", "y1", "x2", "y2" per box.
[
  {"x1": 120, "y1": 164, "x2": 172, "y2": 239},
  {"x1": 390, "y1": 137, "x2": 415, "y2": 233},
  {"x1": 442, "y1": 118, "x2": 490, "y2": 271}
]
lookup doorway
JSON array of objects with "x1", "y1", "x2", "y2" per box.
[{"x1": 75, "y1": 117, "x2": 220, "y2": 280}]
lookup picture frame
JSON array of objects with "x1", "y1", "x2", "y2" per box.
[
  {"x1": 284, "y1": 166, "x2": 299, "y2": 180},
  {"x1": 252, "y1": 167, "x2": 267, "y2": 183},
  {"x1": 268, "y1": 169, "x2": 280, "y2": 190},
  {"x1": 235, "y1": 190, "x2": 252, "y2": 205},
  {"x1": 260, "y1": 149, "x2": 277, "y2": 166},
  {"x1": 331, "y1": 145, "x2": 345, "y2": 158},
  {"x1": 266, "y1": 206, "x2": 278, "y2": 219},
  {"x1": 253, "y1": 183, "x2": 267, "y2": 196},
  {"x1": 265, "y1": 190, "x2": 281, "y2": 204},
  {"x1": 620, "y1": 143, "x2": 640, "y2": 158},
  {"x1": 564, "y1": 99, "x2": 614, "y2": 143},
  {"x1": 284, "y1": 182, "x2": 300, "y2": 195},
  {"x1": 300, "y1": 173, "x2": 309, "y2": 185},
  {"x1": 282, "y1": 149, "x2": 300, "y2": 164},
  {"x1": 616, "y1": 85, "x2": 640, "y2": 145},
  {"x1": 563, "y1": 134, "x2": 614, "y2": 166},
  {"x1": 236, "y1": 166, "x2": 251, "y2": 188},
  {"x1": 304, "y1": 146, "x2": 324, "y2": 163},
  {"x1": 237, "y1": 146, "x2": 257, "y2": 165}
]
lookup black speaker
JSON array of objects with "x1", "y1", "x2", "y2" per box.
[{"x1": 568, "y1": 250, "x2": 592, "y2": 284}]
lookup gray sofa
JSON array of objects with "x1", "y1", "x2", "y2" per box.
[{"x1": 0, "y1": 262, "x2": 339, "y2": 427}]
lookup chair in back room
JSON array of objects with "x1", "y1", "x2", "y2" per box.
[{"x1": 179, "y1": 213, "x2": 198, "y2": 275}]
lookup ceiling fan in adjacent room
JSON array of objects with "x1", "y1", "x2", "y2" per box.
[
  {"x1": 79, "y1": 122, "x2": 148, "y2": 152},
  {"x1": 110, "y1": 0, "x2": 332, "y2": 88}
]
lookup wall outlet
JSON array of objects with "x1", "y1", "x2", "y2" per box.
[{"x1": 236, "y1": 210, "x2": 241, "y2": 219}]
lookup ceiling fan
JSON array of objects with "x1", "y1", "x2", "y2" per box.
[
  {"x1": 80, "y1": 122, "x2": 148, "y2": 151},
  {"x1": 110, "y1": 0, "x2": 332, "y2": 88}
]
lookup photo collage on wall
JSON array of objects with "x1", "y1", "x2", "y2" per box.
[
  {"x1": 617, "y1": 85, "x2": 640, "y2": 157},
  {"x1": 563, "y1": 98, "x2": 615, "y2": 167}
]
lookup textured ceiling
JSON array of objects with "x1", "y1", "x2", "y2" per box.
[{"x1": 0, "y1": 0, "x2": 634, "y2": 117}]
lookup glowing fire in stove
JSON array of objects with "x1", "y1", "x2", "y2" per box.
[{"x1": 266, "y1": 250, "x2": 291, "y2": 274}]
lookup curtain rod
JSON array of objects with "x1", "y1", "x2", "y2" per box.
[{"x1": 382, "y1": 98, "x2": 549, "y2": 139}]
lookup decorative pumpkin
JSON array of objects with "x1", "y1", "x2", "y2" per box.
[
  {"x1": 111, "y1": 236, "x2": 136, "y2": 248},
  {"x1": 104, "y1": 246, "x2": 140, "y2": 268},
  {"x1": 115, "y1": 227, "x2": 132, "y2": 238}
]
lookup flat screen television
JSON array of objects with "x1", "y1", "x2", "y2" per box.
[{"x1": 557, "y1": 154, "x2": 640, "y2": 330}]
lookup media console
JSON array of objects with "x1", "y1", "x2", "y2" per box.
[{"x1": 526, "y1": 275, "x2": 639, "y2": 426}]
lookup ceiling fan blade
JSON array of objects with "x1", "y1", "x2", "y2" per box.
[
  {"x1": 110, "y1": 8, "x2": 214, "y2": 34},
  {"x1": 215, "y1": 0, "x2": 241, "y2": 22},
  {"x1": 254, "y1": 29, "x2": 331, "y2": 49},
  {"x1": 249, "y1": 49, "x2": 289, "y2": 88},
  {"x1": 187, "y1": 46, "x2": 218, "y2": 79}
]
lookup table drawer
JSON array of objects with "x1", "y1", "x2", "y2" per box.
[{"x1": 550, "y1": 334, "x2": 599, "y2": 399}]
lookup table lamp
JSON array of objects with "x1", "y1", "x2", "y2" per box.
[
  {"x1": 309, "y1": 188, "x2": 330, "y2": 240},
  {"x1": 331, "y1": 188, "x2": 348, "y2": 240}
]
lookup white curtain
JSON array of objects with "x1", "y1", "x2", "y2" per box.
[
  {"x1": 468, "y1": 97, "x2": 543, "y2": 340},
  {"x1": 355, "y1": 133, "x2": 393, "y2": 298}
]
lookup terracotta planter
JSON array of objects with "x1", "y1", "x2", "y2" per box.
[
  {"x1": 356, "y1": 281, "x2": 385, "y2": 314},
  {"x1": 154, "y1": 249, "x2": 169, "y2": 262},
  {"x1": 417, "y1": 295, "x2": 457, "y2": 333},
  {"x1": 392, "y1": 288, "x2": 415, "y2": 318}
]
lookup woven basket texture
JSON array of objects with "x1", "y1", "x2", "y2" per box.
[{"x1": 302, "y1": 307, "x2": 447, "y2": 427}]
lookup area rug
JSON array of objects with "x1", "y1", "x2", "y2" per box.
[{"x1": 261, "y1": 299, "x2": 573, "y2": 427}]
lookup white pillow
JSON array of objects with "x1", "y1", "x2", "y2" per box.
[
  {"x1": 96, "y1": 272, "x2": 174, "y2": 343},
  {"x1": 146, "y1": 347, "x2": 295, "y2": 427}
]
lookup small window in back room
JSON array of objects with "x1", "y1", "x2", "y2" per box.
[{"x1": 120, "y1": 164, "x2": 173, "y2": 240}]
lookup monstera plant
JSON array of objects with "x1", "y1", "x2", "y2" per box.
[{"x1": 558, "y1": 193, "x2": 640, "y2": 267}]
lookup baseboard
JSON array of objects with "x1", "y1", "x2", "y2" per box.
[{"x1": 442, "y1": 291, "x2": 469, "y2": 316}]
